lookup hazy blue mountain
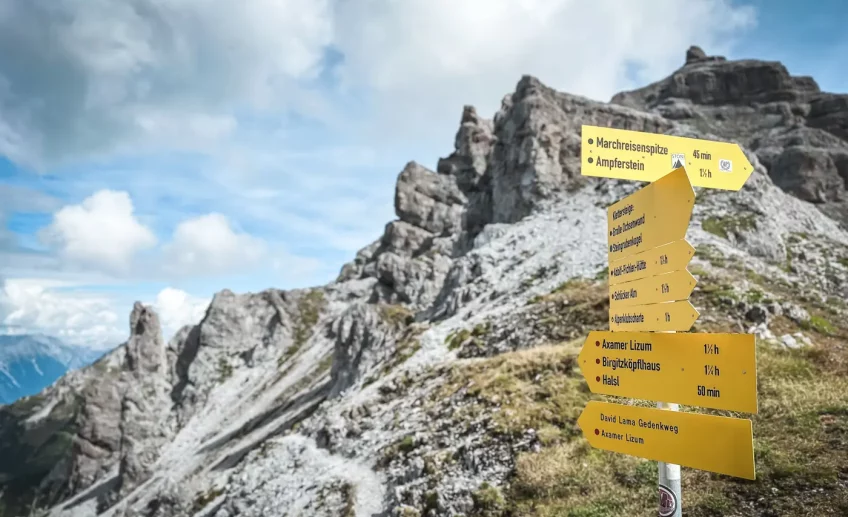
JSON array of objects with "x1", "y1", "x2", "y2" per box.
[{"x1": 0, "y1": 334, "x2": 104, "y2": 404}]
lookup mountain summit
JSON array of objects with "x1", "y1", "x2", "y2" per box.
[{"x1": 0, "y1": 47, "x2": 846, "y2": 517}]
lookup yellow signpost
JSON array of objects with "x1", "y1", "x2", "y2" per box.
[
  {"x1": 609, "y1": 300, "x2": 699, "y2": 332},
  {"x1": 581, "y1": 125, "x2": 754, "y2": 191},
  {"x1": 607, "y1": 167, "x2": 694, "y2": 261},
  {"x1": 578, "y1": 126, "x2": 757, "y2": 513},
  {"x1": 609, "y1": 270, "x2": 697, "y2": 308},
  {"x1": 608, "y1": 239, "x2": 695, "y2": 286},
  {"x1": 578, "y1": 331, "x2": 758, "y2": 413},
  {"x1": 578, "y1": 401, "x2": 756, "y2": 480}
]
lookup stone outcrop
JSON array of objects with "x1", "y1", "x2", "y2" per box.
[
  {"x1": 612, "y1": 47, "x2": 848, "y2": 227},
  {"x1": 115, "y1": 304, "x2": 171, "y2": 500}
]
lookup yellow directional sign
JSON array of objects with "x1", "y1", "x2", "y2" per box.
[
  {"x1": 609, "y1": 300, "x2": 699, "y2": 332},
  {"x1": 607, "y1": 167, "x2": 694, "y2": 261},
  {"x1": 581, "y1": 125, "x2": 754, "y2": 191},
  {"x1": 609, "y1": 269, "x2": 696, "y2": 308},
  {"x1": 578, "y1": 401, "x2": 755, "y2": 479},
  {"x1": 609, "y1": 239, "x2": 695, "y2": 286},
  {"x1": 578, "y1": 331, "x2": 758, "y2": 413}
]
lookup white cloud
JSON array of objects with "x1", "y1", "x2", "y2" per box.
[
  {"x1": 0, "y1": 0, "x2": 758, "y2": 167},
  {"x1": 333, "y1": 0, "x2": 757, "y2": 143},
  {"x1": 0, "y1": 279, "x2": 212, "y2": 348},
  {"x1": 163, "y1": 213, "x2": 266, "y2": 276},
  {"x1": 151, "y1": 287, "x2": 209, "y2": 342},
  {"x1": 3, "y1": 0, "x2": 759, "y2": 263},
  {"x1": 0, "y1": 278, "x2": 125, "y2": 349},
  {"x1": 0, "y1": 184, "x2": 60, "y2": 213},
  {"x1": 0, "y1": 0, "x2": 334, "y2": 166},
  {"x1": 40, "y1": 190, "x2": 157, "y2": 273}
]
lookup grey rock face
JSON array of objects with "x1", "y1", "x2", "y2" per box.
[
  {"x1": 116, "y1": 304, "x2": 172, "y2": 499},
  {"x1": 66, "y1": 352, "x2": 125, "y2": 494},
  {"x1": 488, "y1": 75, "x2": 672, "y2": 225},
  {"x1": 809, "y1": 94, "x2": 848, "y2": 141},
  {"x1": 328, "y1": 303, "x2": 421, "y2": 398},
  {"x1": 612, "y1": 47, "x2": 848, "y2": 227},
  {"x1": 784, "y1": 302, "x2": 812, "y2": 324},
  {"x1": 685, "y1": 45, "x2": 707, "y2": 63},
  {"x1": 125, "y1": 303, "x2": 166, "y2": 376},
  {"x1": 436, "y1": 106, "x2": 495, "y2": 193},
  {"x1": 394, "y1": 161, "x2": 466, "y2": 235}
]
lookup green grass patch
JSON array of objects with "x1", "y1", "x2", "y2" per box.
[
  {"x1": 800, "y1": 315, "x2": 837, "y2": 336},
  {"x1": 191, "y1": 487, "x2": 225, "y2": 513},
  {"x1": 701, "y1": 213, "x2": 757, "y2": 240},
  {"x1": 341, "y1": 482, "x2": 356, "y2": 517},
  {"x1": 471, "y1": 482, "x2": 507, "y2": 516},
  {"x1": 694, "y1": 244, "x2": 727, "y2": 268},
  {"x1": 439, "y1": 343, "x2": 586, "y2": 444},
  {"x1": 446, "y1": 322, "x2": 491, "y2": 352},
  {"x1": 379, "y1": 304, "x2": 415, "y2": 327},
  {"x1": 217, "y1": 357, "x2": 233, "y2": 381},
  {"x1": 528, "y1": 277, "x2": 598, "y2": 305}
]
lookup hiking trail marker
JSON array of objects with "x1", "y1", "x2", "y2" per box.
[
  {"x1": 607, "y1": 167, "x2": 694, "y2": 261},
  {"x1": 578, "y1": 126, "x2": 758, "y2": 515},
  {"x1": 609, "y1": 300, "x2": 699, "y2": 332},
  {"x1": 578, "y1": 401, "x2": 756, "y2": 480},
  {"x1": 578, "y1": 331, "x2": 758, "y2": 413},
  {"x1": 581, "y1": 125, "x2": 754, "y2": 191},
  {"x1": 608, "y1": 239, "x2": 695, "y2": 286},
  {"x1": 609, "y1": 269, "x2": 697, "y2": 308}
]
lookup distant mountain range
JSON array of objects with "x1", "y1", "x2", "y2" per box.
[{"x1": 0, "y1": 334, "x2": 104, "y2": 404}]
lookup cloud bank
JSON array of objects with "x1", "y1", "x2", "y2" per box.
[
  {"x1": 0, "y1": 0, "x2": 756, "y2": 167},
  {"x1": 0, "y1": 0, "x2": 759, "y2": 348}
]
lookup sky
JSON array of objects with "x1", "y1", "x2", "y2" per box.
[{"x1": 0, "y1": 0, "x2": 846, "y2": 350}]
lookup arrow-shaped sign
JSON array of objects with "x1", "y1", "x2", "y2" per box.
[
  {"x1": 581, "y1": 125, "x2": 754, "y2": 191},
  {"x1": 608, "y1": 239, "x2": 695, "y2": 286},
  {"x1": 609, "y1": 300, "x2": 699, "y2": 332},
  {"x1": 607, "y1": 167, "x2": 694, "y2": 261},
  {"x1": 578, "y1": 401, "x2": 755, "y2": 479},
  {"x1": 578, "y1": 331, "x2": 758, "y2": 413},
  {"x1": 609, "y1": 269, "x2": 697, "y2": 308}
]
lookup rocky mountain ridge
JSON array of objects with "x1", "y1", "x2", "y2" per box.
[
  {"x1": 612, "y1": 45, "x2": 848, "y2": 226},
  {"x1": 0, "y1": 47, "x2": 847, "y2": 517}
]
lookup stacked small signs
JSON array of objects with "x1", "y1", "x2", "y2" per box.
[
  {"x1": 577, "y1": 126, "x2": 759, "y2": 481},
  {"x1": 606, "y1": 168, "x2": 698, "y2": 332}
]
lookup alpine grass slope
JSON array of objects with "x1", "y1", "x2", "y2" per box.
[{"x1": 0, "y1": 47, "x2": 847, "y2": 517}]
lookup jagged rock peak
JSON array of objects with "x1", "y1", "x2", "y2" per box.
[
  {"x1": 683, "y1": 45, "x2": 727, "y2": 64},
  {"x1": 613, "y1": 47, "x2": 822, "y2": 110},
  {"x1": 394, "y1": 161, "x2": 466, "y2": 235},
  {"x1": 685, "y1": 45, "x2": 707, "y2": 63},
  {"x1": 126, "y1": 302, "x2": 165, "y2": 375},
  {"x1": 460, "y1": 105, "x2": 482, "y2": 125}
]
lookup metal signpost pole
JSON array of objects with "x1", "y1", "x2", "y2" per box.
[
  {"x1": 658, "y1": 326, "x2": 682, "y2": 517},
  {"x1": 657, "y1": 400, "x2": 682, "y2": 517}
]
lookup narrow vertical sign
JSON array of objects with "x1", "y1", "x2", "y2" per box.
[{"x1": 607, "y1": 167, "x2": 694, "y2": 261}]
